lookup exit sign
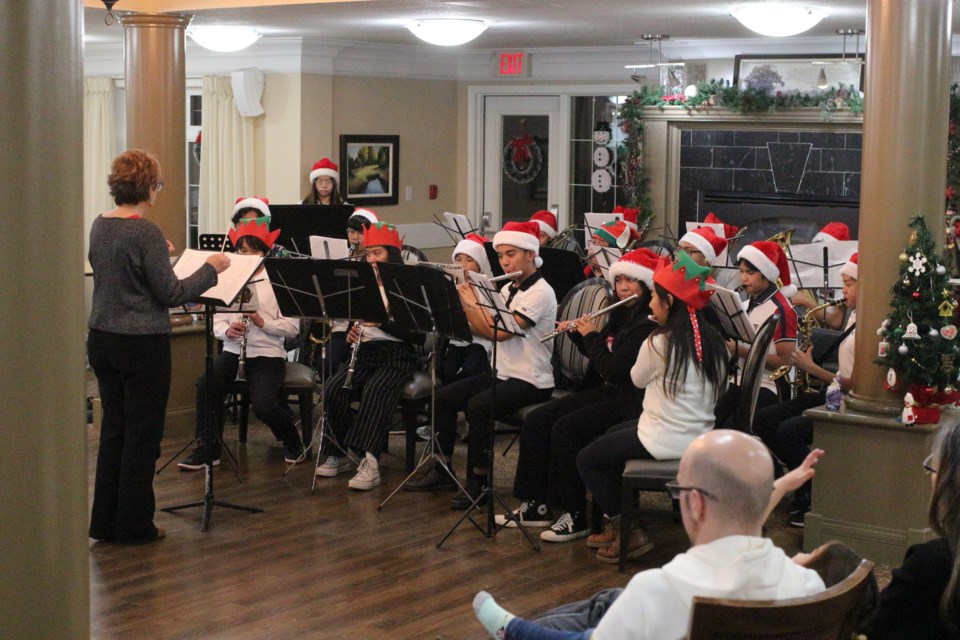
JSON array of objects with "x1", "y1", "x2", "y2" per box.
[{"x1": 497, "y1": 51, "x2": 530, "y2": 77}]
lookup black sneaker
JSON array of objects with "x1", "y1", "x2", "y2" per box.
[
  {"x1": 495, "y1": 499, "x2": 551, "y2": 528},
  {"x1": 450, "y1": 477, "x2": 486, "y2": 510},
  {"x1": 787, "y1": 489, "x2": 811, "y2": 516},
  {"x1": 789, "y1": 508, "x2": 809, "y2": 528},
  {"x1": 177, "y1": 447, "x2": 220, "y2": 471},
  {"x1": 403, "y1": 466, "x2": 457, "y2": 492},
  {"x1": 284, "y1": 442, "x2": 307, "y2": 465},
  {"x1": 540, "y1": 511, "x2": 588, "y2": 542}
]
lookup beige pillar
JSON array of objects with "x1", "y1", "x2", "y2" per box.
[
  {"x1": 0, "y1": 1, "x2": 89, "y2": 637},
  {"x1": 805, "y1": 0, "x2": 953, "y2": 565},
  {"x1": 120, "y1": 13, "x2": 191, "y2": 250}
]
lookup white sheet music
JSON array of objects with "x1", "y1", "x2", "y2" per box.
[
  {"x1": 443, "y1": 212, "x2": 478, "y2": 239},
  {"x1": 467, "y1": 271, "x2": 524, "y2": 336},
  {"x1": 707, "y1": 284, "x2": 755, "y2": 343},
  {"x1": 172, "y1": 249, "x2": 263, "y2": 307},
  {"x1": 309, "y1": 235, "x2": 350, "y2": 260},
  {"x1": 421, "y1": 261, "x2": 465, "y2": 284}
]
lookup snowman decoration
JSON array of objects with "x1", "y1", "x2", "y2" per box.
[{"x1": 591, "y1": 121, "x2": 613, "y2": 194}]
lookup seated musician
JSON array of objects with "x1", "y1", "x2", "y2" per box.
[
  {"x1": 713, "y1": 240, "x2": 799, "y2": 430},
  {"x1": 428, "y1": 221, "x2": 557, "y2": 509},
  {"x1": 755, "y1": 253, "x2": 858, "y2": 525},
  {"x1": 314, "y1": 222, "x2": 425, "y2": 490},
  {"x1": 438, "y1": 233, "x2": 493, "y2": 385},
  {"x1": 230, "y1": 196, "x2": 290, "y2": 258},
  {"x1": 791, "y1": 221, "x2": 853, "y2": 331},
  {"x1": 678, "y1": 225, "x2": 727, "y2": 268},
  {"x1": 497, "y1": 248, "x2": 659, "y2": 541},
  {"x1": 584, "y1": 220, "x2": 639, "y2": 279},
  {"x1": 530, "y1": 210, "x2": 559, "y2": 247},
  {"x1": 178, "y1": 219, "x2": 303, "y2": 471}
]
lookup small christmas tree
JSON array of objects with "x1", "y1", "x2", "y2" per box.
[{"x1": 876, "y1": 216, "x2": 960, "y2": 406}]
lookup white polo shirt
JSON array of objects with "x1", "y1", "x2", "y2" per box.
[{"x1": 495, "y1": 272, "x2": 557, "y2": 389}]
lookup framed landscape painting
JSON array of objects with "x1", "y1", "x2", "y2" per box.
[
  {"x1": 339, "y1": 134, "x2": 400, "y2": 206},
  {"x1": 733, "y1": 54, "x2": 864, "y2": 94}
]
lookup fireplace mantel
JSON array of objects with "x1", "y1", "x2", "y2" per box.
[{"x1": 641, "y1": 107, "x2": 864, "y2": 233}]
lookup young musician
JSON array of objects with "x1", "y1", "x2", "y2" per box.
[
  {"x1": 231, "y1": 196, "x2": 290, "y2": 258},
  {"x1": 713, "y1": 240, "x2": 799, "y2": 430},
  {"x1": 499, "y1": 248, "x2": 660, "y2": 541},
  {"x1": 530, "y1": 210, "x2": 559, "y2": 247},
  {"x1": 439, "y1": 233, "x2": 493, "y2": 385},
  {"x1": 178, "y1": 219, "x2": 304, "y2": 471},
  {"x1": 577, "y1": 251, "x2": 728, "y2": 562},
  {"x1": 345, "y1": 208, "x2": 378, "y2": 255},
  {"x1": 678, "y1": 225, "x2": 727, "y2": 268},
  {"x1": 315, "y1": 222, "x2": 424, "y2": 490},
  {"x1": 426, "y1": 221, "x2": 557, "y2": 508},
  {"x1": 755, "y1": 253, "x2": 858, "y2": 525},
  {"x1": 302, "y1": 157, "x2": 345, "y2": 205},
  {"x1": 584, "y1": 219, "x2": 639, "y2": 279},
  {"x1": 791, "y1": 221, "x2": 853, "y2": 330}
]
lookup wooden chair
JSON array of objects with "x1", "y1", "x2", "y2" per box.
[
  {"x1": 615, "y1": 313, "x2": 781, "y2": 572},
  {"x1": 687, "y1": 559, "x2": 876, "y2": 640}
]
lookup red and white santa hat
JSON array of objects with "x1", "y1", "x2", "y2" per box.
[
  {"x1": 607, "y1": 248, "x2": 660, "y2": 289},
  {"x1": 350, "y1": 208, "x2": 379, "y2": 225},
  {"x1": 232, "y1": 196, "x2": 271, "y2": 222},
  {"x1": 704, "y1": 212, "x2": 739, "y2": 239},
  {"x1": 679, "y1": 226, "x2": 728, "y2": 265},
  {"x1": 529, "y1": 210, "x2": 558, "y2": 239},
  {"x1": 309, "y1": 157, "x2": 339, "y2": 183},
  {"x1": 612, "y1": 205, "x2": 640, "y2": 230},
  {"x1": 737, "y1": 240, "x2": 797, "y2": 297},
  {"x1": 840, "y1": 252, "x2": 859, "y2": 280},
  {"x1": 494, "y1": 221, "x2": 543, "y2": 268},
  {"x1": 812, "y1": 221, "x2": 850, "y2": 243},
  {"x1": 452, "y1": 233, "x2": 493, "y2": 276}
]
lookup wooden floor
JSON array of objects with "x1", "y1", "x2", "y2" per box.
[{"x1": 87, "y1": 418, "x2": 807, "y2": 640}]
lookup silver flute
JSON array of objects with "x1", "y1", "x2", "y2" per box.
[
  {"x1": 235, "y1": 315, "x2": 249, "y2": 382},
  {"x1": 539, "y1": 294, "x2": 639, "y2": 342},
  {"x1": 342, "y1": 324, "x2": 366, "y2": 390}
]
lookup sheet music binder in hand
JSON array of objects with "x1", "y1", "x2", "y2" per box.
[{"x1": 172, "y1": 249, "x2": 263, "y2": 307}]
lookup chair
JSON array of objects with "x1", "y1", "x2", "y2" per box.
[
  {"x1": 232, "y1": 360, "x2": 315, "y2": 448},
  {"x1": 615, "y1": 313, "x2": 781, "y2": 571},
  {"x1": 401, "y1": 244, "x2": 428, "y2": 264},
  {"x1": 687, "y1": 559, "x2": 876, "y2": 640}
]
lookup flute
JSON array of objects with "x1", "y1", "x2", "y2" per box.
[
  {"x1": 540, "y1": 294, "x2": 639, "y2": 342},
  {"x1": 488, "y1": 271, "x2": 523, "y2": 283}
]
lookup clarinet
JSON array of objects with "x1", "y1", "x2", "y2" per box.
[
  {"x1": 235, "y1": 315, "x2": 249, "y2": 382},
  {"x1": 342, "y1": 324, "x2": 365, "y2": 390}
]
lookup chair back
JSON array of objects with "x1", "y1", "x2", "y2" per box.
[
  {"x1": 402, "y1": 244, "x2": 428, "y2": 265},
  {"x1": 733, "y1": 313, "x2": 780, "y2": 434},
  {"x1": 553, "y1": 278, "x2": 614, "y2": 383},
  {"x1": 687, "y1": 559, "x2": 875, "y2": 640}
]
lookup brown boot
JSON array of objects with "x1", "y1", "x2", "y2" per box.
[
  {"x1": 596, "y1": 525, "x2": 653, "y2": 564},
  {"x1": 586, "y1": 517, "x2": 619, "y2": 549}
]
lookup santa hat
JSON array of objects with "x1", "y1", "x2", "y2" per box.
[
  {"x1": 309, "y1": 158, "x2": 339, "y2": 183},
  {"x1": 704, "y1": 212, "x2": 739, "y2": 239},
  {"x1": 679, "y1": 226, "x2": 728, "y2": 265},
  {"x1": 653, "y1": 251, "x2": 715, "y2": 310},
  {"x1": 607, "y1": 248, "x2": 659, "y2": 289},
  {"x1": 738, "y1": 240, "x2": 797, "y2": 298},
  {"x1": 840, "y1": 252, "x2": 859, "y2": 280},
  {"x1": 593, "y1": 220, "x2": 639, "y2": 249},
  {"x1": 363, "y1": 221, "x2": 402, "y2": 250},
  {"x1": 529, "y1": 210, "x2": 558, "y2": 239},
  {"x1": 494, "y1": 221, "x2": 543, "y2": 268},
  {"x1": 228, "y1": 218, "x2": 280, "y2": 251},
  {"x1": 812, "y1": 221, "x2": 850, "y2": 243},
  {"x1": 452, "y1": 233, "x2": 493, "y2": 276},
  {"x1": 347, "y1": 208, "x2": 380, "y2": 232},
  {"x1": 231, "y1": 196, "x2": 270, "y2": 223},
  {"x1": 612, "y1": 205, "x2": 640, "y2": 230}
]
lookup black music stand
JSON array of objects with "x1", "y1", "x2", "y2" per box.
[
  {"x1": 433, "y1": 212, "x2": 479, "y2": 243},
  {"x1": 269, "y1": 204, "x2": 353, "y2": 256},
  {"x1": 437, "y1": 271, "x2": 541, "y2": 552},
  {"x1": 374, "y1": 262, "x2": 474, "y2": 508},
  {"x1": 708, "y1": 283, "x2": 756, "y2": 386},
  {"x1": 263, "y1": 257, "x2": 388, "y2": 490}
]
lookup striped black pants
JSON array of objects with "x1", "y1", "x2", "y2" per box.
[{"x1": 323, "y1": 340, "x2": 415, "y2": 457}]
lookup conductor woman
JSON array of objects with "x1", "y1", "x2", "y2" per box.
[{"x1": 87, "y1": 149, "x2": 229, "y2": 544}]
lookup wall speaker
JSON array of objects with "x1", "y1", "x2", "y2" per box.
[{"x1": 231, "y1": 68, "x2": 265, "y2": 117}]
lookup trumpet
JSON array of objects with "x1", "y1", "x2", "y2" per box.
[
  {"x1": 235, "y1": 315, "x2": 249, "y2": 383},
  {"x1": 342, "y1": 324, "x2": 365, "y2": 390},
  {"x1": 540, "y1": 294, "x2": 638, "y2": 342}
]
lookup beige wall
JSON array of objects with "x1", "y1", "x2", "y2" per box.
[{"x1": 332, "y1": 75, "x2": 459, "y2": 225}]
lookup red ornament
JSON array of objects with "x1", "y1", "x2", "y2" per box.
[{"x1": 913, "y1": 291, "x2": 922, "y2": 299}]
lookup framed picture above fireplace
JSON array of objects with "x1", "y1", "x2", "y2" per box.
[{"x1": 733, "y1": 55, "x2": 864, "y2": 94}]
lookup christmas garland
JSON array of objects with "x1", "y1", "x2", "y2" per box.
[{"x1": 616, "y1": 99, "x2": 653, "y2": 226}]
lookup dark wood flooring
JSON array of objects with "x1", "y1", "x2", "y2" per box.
[{"x1": 87, "y1": 418, "x2": 809, "y2": 640}]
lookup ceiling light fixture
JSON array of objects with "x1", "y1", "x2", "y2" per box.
[
  {"x1": 812, "y1": 28, "x2": 865, "y2": 89},
  {"x1": 731, "y1": 4, "x2": 827, "y2": 37},
  {"x1": 406, "y1": 19, "x2": 487, "y2": 46},
  {"x1": 625, "y1": 34, "x2": 684, "y2": 81},
  {"x1": 187, "y1": 26, "x2": 262, "y2": 53}
]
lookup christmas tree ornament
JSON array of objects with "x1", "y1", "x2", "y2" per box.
[
  {"x1": 909, "y1": 230, "x2": 918, "y2": 245},
  {"x1": 907, "y1": 252, "x2": 928, "y2": 275},
  {"x1": 886, "y1": 367, "x2": 897, "y2": 389},
  {"x1": 876, "y1": 327, "x2": 885, "y2": 336},
  {"x1": 942, "y1": 324, "x2": 958, "y2": 340},
  {"x1": 930, "y1": 327, "x2": 941, "y2": 338},
  {"x1": 899, "y1": 252, "x2": 909, "y2": 263},
  {"x1": 878, "y1": 341, "x2": 889, "y2": 357},
  {"x1": 898, "y1": 343, "x2": 909, "y2": 355},
  {"x1": 912, "y1": 291, "x2": 921, "y2": 299},
  {"x1": 903, "y1": 320, "x2": 920, "y2": 339},
  {"x1": 938, "y1": 264, "x2": 948, "y2": 275}
]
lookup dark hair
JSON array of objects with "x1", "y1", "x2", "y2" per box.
[
  {"x1": 303, "y1": 179, "x2": 344, "y2": 206},
  {"x1": 234, "y1": 235, "x2": 270, "y2": 255},
  {"x1": 929, "y1": 413, "x2": 960, "y2": 630},
  {"x1": 107, "y1": 149, "x2": 160, "y2": 206},
  {"x1": 604, "y1": 282, "x2": 652, "y2": 338},
  {"x1": 651, "y1": 282, "x2": 727, "y2": 401},
  {"x1": 737, "y1": 258, "x2": 771, "y2": 283},
  {"x1": 347, "y1": 214, "x2": 374, "y2": 233},
  {"x1": 383, "y1": 245, "x2": 404, "y2": 264}
]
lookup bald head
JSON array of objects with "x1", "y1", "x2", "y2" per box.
[{"x1": 680, "y1": 430, "x2": 775, "y2": 530}]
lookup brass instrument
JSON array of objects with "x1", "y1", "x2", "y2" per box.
[
  {"x1": 769, "y1": 299, "x2": 845, "y2": 392},
  {"x1": 548, "y1": 223, "x2": 577, "y2": 249},
  {"x1": 305, "y1": 319, "x2": 329, "y2": 366},
  {"x1": 342, "y1": 324, "x2": 365, "y2": 390},
  {"x1": 540, "y1": 294, "x2": 638, "y2": 343},
  {"x1": 235, "y1": 315, "x2": 249, "y2": 383}
]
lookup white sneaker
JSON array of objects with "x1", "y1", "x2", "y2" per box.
[
  {"x1": 315, "y1": 455, "x2": 353, "y2": 477},
  {"x1": 494, "y1": 499, "x2": 551, "y2": 528},
  {"x1": 348, "y1": 453, "x2": 381, "y2": 490}
]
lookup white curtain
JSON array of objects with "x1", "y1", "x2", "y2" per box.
[
  {"x1": 198, "y1": 76, "x2": 256, "y2": 235},
  {"x1": 83, "y1": 77, "x2": 116, "y2": 254}
]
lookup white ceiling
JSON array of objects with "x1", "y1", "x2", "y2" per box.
[{"x1": 83, "y1": 0, "x2": 886, "y2": 52}]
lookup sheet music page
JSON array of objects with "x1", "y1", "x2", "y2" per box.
[
  {"x1": 708, "y1": 285, "x2": 756, "y2": 343},
  {"x1": 309, "y1": 235, "x2": 350, "y2": 260},
  {"x1": 467, "y1": 271, "x2": 524, "y2": 335},
  {"x1": 173, "y1": 249, "x2": 263, "y2": 306},
  {"x1": 591, "y1": 246, "x2": 622, "y2": 280},
  {"x1": 421, "y1": 261, "x2": 465, "y2": 284},
  {"x1": 442, "y1": 212, "x2": 477, "y2": 239}
]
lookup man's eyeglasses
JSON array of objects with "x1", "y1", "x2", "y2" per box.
[
  {"x1": 665, "y1": 480, "x2": 716, "y2": 501},
  {"x1": 923, "y1": 453, "x2": 938, "y2": 475},
  {"x1": 154, "y1": 181, "x2": 164, "y2": 192}
]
